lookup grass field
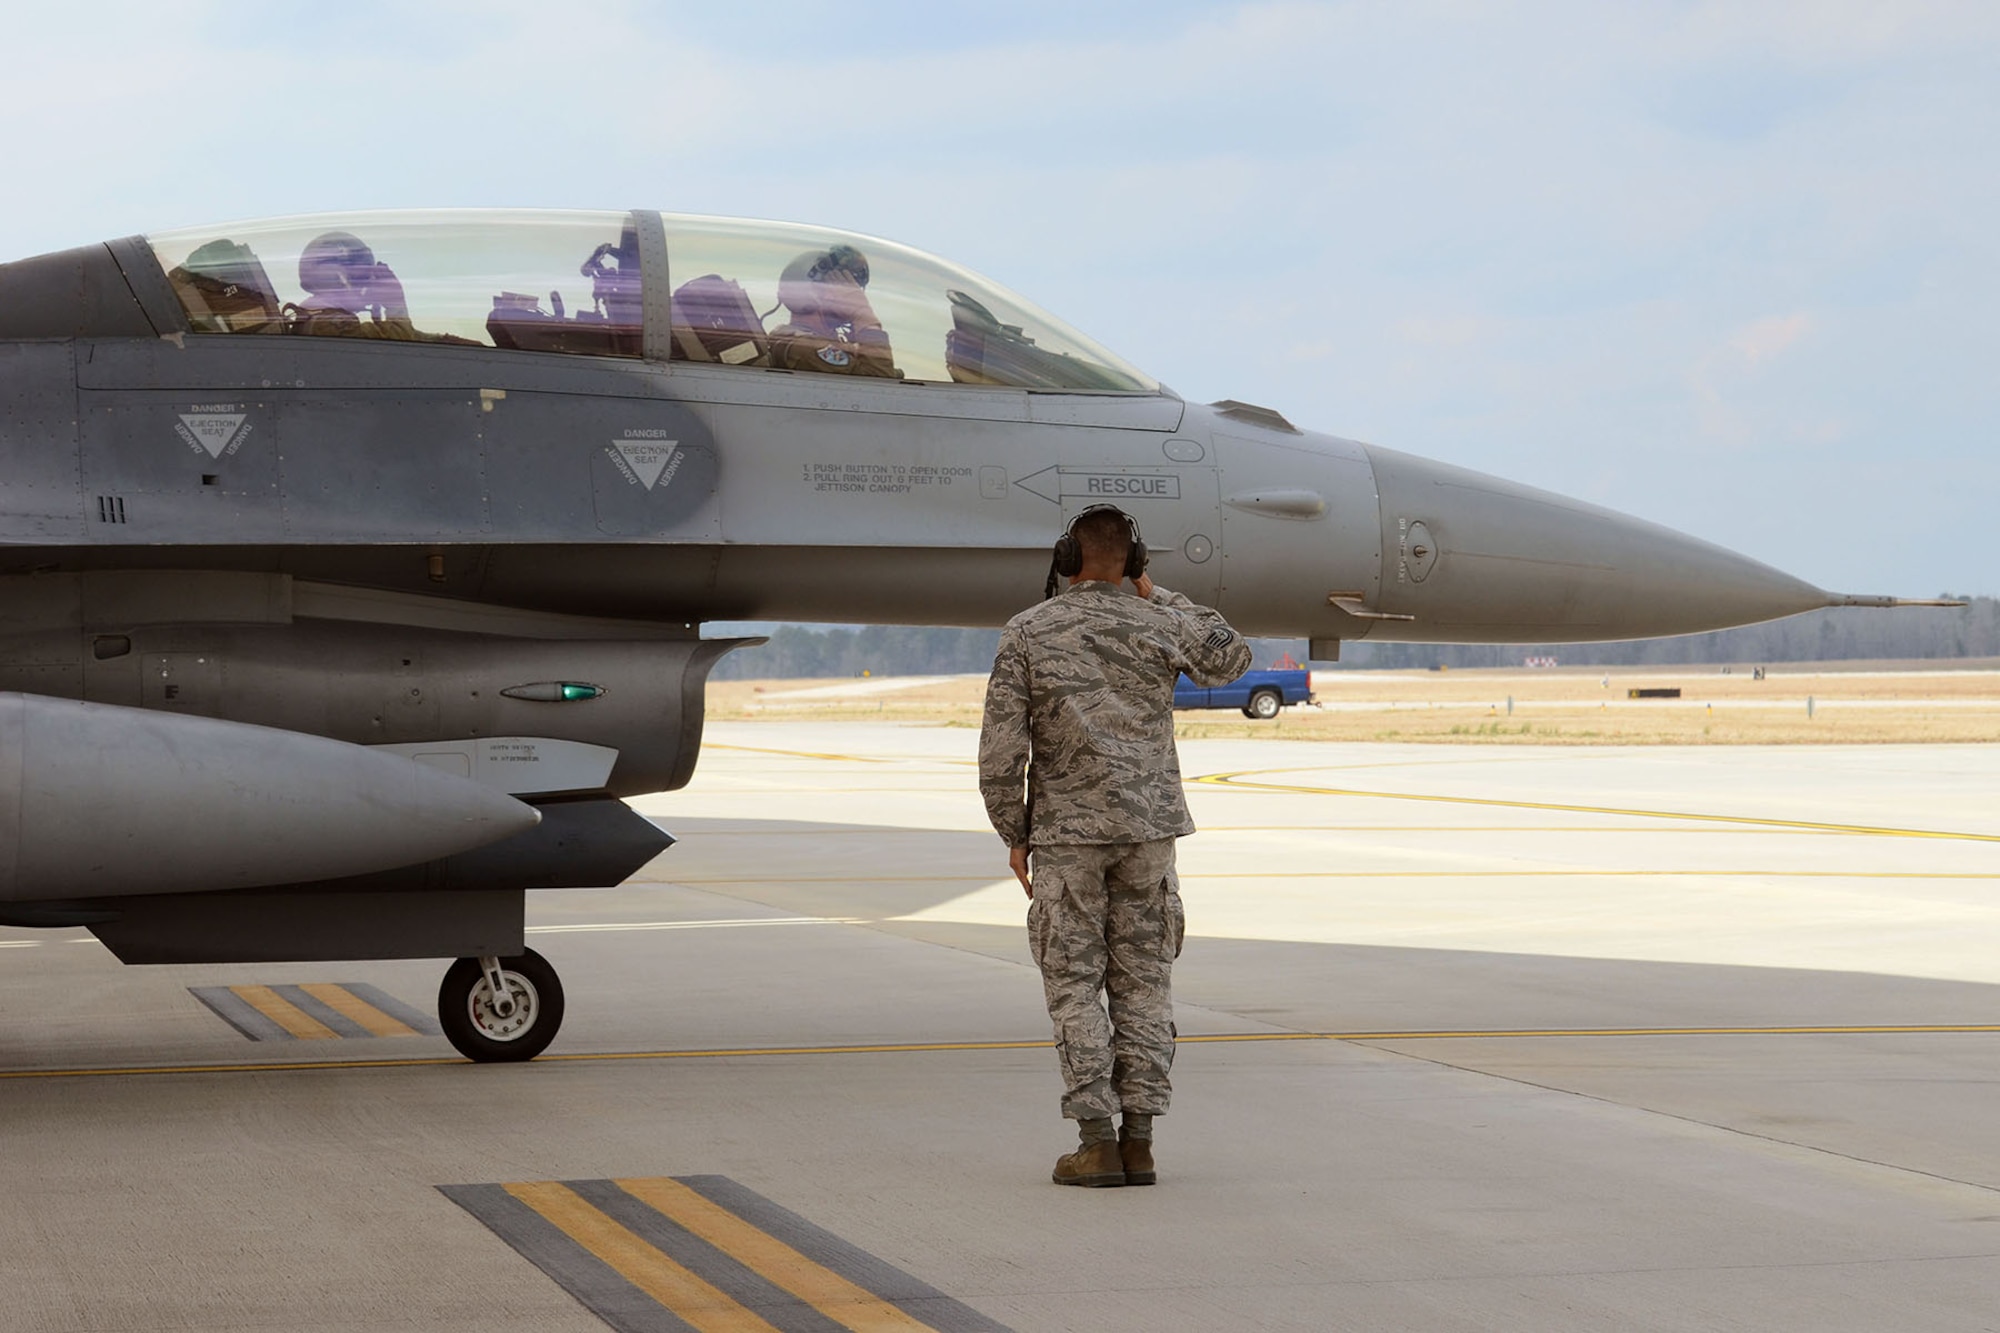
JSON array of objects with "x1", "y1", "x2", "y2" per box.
[{"x1": 707, "y1": 661, "x2": 2000, "y2": 745}]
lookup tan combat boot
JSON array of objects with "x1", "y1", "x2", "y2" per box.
[
  {"x1": 1051, "y1": 1138, "x2": 1125, "y2": 1187},
  {"x1": 1119, "y1": 1129, "x2": 1156, "y2": 1186}
]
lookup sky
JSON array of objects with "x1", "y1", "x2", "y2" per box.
[{"x1": 4, "y1": 1, "x2": 1993, "y2": 596}]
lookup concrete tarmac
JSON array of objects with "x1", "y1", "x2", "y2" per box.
[{"x1": 5, "y1": 725, "x2": 2000, "y2": 1330}]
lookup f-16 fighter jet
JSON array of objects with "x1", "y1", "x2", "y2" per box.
[{"x1": 0, "y1": 209, "x2": 1940, "y2": 1059}]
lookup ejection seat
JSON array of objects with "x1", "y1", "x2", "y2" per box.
[
  {"x1": 166, "y1": 240, "x2": 286, "y2": 334},
  {"x1": 486, "y1": 233, "x2": 642, "y2": 357},
  {"x1": 667, "y1": 274, "x2": 771, "y2": 366}
]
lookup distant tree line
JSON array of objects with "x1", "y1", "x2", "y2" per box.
[
  {"x1": 1328, "y1": 595, "x2": 2000, "y2": 670},
  {"x1": 709, "y1": 623, "x2": 1004, "y2": 680},
  {"x1": 708, "y1": 597, "x2": 1999, "y2": 680}
]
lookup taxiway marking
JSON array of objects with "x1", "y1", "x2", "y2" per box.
[
  {"x1": 299, "y1": 982, "x2": 420, "y2": 1037},
  {"x1": 1192, "y1": 769, "x2": 2000, "y2": 842},
  {"x1": 231, "y1": 984, "x2": 340, "y2": 1040},
  {"x1": 190, "y1": 983, "x2": 438, "y2": 1042},
  {"x1": 617, "y1": 1177, "x2": 938, "y2": 1330},
  {"x1": 661, "y1": 871, "x2": 2000, "y2": 883},
  {"x1": 662, "y1": 824, "x2": 1890, "y2": 837},
  {"x1": 706, "y1": 743, "x2": 891, "y2": 764},
  {"x1": 11, "y1": 1025, "x2": 2000, "y2": 1080},
  {"x1": 444, "y1": 1176, "x2": 1006, "y2": 1332},
  {"x1": 527, "y1": 917, "x2": 864, "y2": 935},
  {"x1": 502, "y1": 1181, "x2": 775, "y2": 1332}
]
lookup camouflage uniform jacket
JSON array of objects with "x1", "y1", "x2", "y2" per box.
[{"x1": 980, "y1": 580, "x2": 1252, "y2": 848}]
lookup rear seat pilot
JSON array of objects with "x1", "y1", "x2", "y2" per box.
[{"x1": 766, "y1": 245, "x2": 900, "y2": 378}]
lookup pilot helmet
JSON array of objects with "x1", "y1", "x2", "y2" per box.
[
  {"x1": 780, "y1": 244, "x2": 870, "y2": 292},
  {"x1": 299, "y1": 231, "x2": 380, "y2": 295}
]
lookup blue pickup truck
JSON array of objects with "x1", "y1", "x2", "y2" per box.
[{"x1": 1173, "y1": 667, "x2": 1315, "y2": 720}]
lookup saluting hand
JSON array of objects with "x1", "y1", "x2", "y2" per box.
[
  {"x1": 1132, "y1": 572, "x2": 1155, "y2": 599},
  {"x1": 1009, "y1": 845, "x2": 1032, "y2": 898}
]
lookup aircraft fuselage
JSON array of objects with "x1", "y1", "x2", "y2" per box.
[{"x1": 0, "y1": 209, "x2": 1866, "y2": 1059}]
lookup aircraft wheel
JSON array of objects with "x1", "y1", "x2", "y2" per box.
[
  {"x1": 439, "y1": 948, "x2": 565, "y2": 1062},
  {"x1": 1244, "y1": 689, "x2": 1282, "y2": 720}
]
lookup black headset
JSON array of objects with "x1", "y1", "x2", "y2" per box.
[{"x1": 1046, "y1": 504, "x2": 1148, "y2": 598}]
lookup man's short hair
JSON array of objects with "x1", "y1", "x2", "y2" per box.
[{"x1": 1073, "y1": 507, "x2": 1133, "y2": 568}]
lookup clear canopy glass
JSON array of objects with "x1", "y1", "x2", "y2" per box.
[
  {"x1": 144, "y1": 209, "x2": 1155, "y2": 392},
  {"x1": 147, "y1": 210, "x2": 642, "y2": 353},
  {"x1": 660, "y1": 213, "x2": 1154, "y2": 391}
]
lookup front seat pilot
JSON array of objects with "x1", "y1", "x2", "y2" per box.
[
  {"x1": 286, "y1": 231, "x2": 428, "y2": 341},
  {"x1": 766, "y1": 245, "x2": 900, "y2": 378}
]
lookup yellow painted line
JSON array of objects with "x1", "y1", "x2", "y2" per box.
[
  {"x1": 231, "y1": 985, "x2": 340, "y2": 1040},
  {"x1": 1199, "y1": 825, "x2": 1849, "y2": 834},
  {"x1": 616, "y1": 1177, "x2": 936, "y2": 1332},
  {"x1": 549, "y1": 1039, "x2": 1057, "y2": 1061},
  {"x1": 0, "y1": 1055, "x2": 491, "y2": 1079},
  {"x1": 703, "y1": 743, "x2": 979, "y2": 768},
  {"x1": 1190, "y1": 769, "x2": 2000, "y2": 843},
  {"x1": 705, "y1": 743, "x2": 889, "y2": 764},
  {"x1": 505, "y1": 1182, "x2": 779, "y2": 1333},
  {"x1": 663, "y1": 877, "x2": 994, "y2": 885},
  {"x1": 660, "y1": 824, "x2": 1940, "y2": 838},
  {"x1": 12, "y1": 1026, "x2": 2000, "y2": 1082},
  {"x1": 527, "y1": 917, "x2": 866, "y2": 933},
  {"x1": 298, "y1": 983, "x2": 416, "y2": 1038},
  {"x1": 680, "y1": 829, "x2": 958, "y2": 836},
  {"x1": 673, "y1": 871, "x2": 1996, "y2": 883},
  {"x1": 1295, "y1": 1025, "x2": 2000, "y2": 1041},
  {"x1": 1181, "y1": 870, "x2": 2000, "y2": 879}
]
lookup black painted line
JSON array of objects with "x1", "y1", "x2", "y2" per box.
[
  {"x1": 569, "y1": 1179, "x2": 848, "y2": 1333},
  {"x1": 675, "y1": 1176, "x2": 1012, "y2": 1333},
  {"x1": 340, "y1": 981, "x2": 443, "y2": 1035},
  {"x1": 187, "y1": 986, "x2": 289, "y2": 1042},
  {"x1": 439, "y1": 1183, "x2": 698, "y2": 1333},
  {"x1": 269, "y1": 984, "x2": 373, "y2": 1039}
]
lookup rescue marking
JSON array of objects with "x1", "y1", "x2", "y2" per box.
[
  {"x1": 1191, "y1": 769, "x2": 2000, "y2": 843},
  {"x1": 189, "y1": 983, "x2": 439, "y2": 1042},
  {"x1": 441, "y1": 1175, "x2": 1009, "y2": 1332},
  {"x1": 13, "y1": 1026, "x2": 2000, "y2": 1081},
  {"x1": 1013, "y1": 465, "x2": 1182, "y2": 504}
]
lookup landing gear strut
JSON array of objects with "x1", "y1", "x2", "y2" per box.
[{"x1": 438, "y1": 948, "x2": 565, "y2": 1062}]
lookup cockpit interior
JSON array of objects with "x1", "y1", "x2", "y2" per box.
[{"x1": 144, "y1": 210, "x2": 1155, "y2": 393}]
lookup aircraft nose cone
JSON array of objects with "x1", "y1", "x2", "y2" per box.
[{"x1": 1361, "y1": 444, "x2": 1826, "y2": 641}]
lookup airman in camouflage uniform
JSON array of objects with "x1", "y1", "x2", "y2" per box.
[{"x1": 980, "y1": 505, "x2": 1252, "y2": 1187}]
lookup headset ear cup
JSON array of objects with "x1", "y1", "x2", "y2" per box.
[
  {"x1": 1126, "y1": 541, "x2": 1148, "y2": 579},
  {"x1": 1053, "y1": 534, "x2": 1082, "y2": 578}
]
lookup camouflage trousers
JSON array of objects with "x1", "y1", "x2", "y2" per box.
[{"x1": 1026, "y1": 839, "x2": 1184, "y2": 1120}]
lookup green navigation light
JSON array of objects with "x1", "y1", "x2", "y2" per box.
[{"x1": 500, "y1": 681, "x2": 607, "y2": 703}]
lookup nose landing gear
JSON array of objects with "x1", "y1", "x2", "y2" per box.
[{"x1": 439, "y1": 948, "x2": 565, "y2": 1062}]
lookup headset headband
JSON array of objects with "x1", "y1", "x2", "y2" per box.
[{"x1": 1045, "y1": 505, "x2": 1148, "y2": 598}]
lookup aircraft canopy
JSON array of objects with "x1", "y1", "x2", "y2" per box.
[{"x1": 144, "y1": 209, "x2": 1155, "y2": 392}]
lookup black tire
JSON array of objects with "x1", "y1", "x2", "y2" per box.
[
  {"x1": 438, "y1": 948, "x2": 565, "y2": 1062},
  {"x1": 1244, "y1": 689, "x2": 1282, "y2": 720}
]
